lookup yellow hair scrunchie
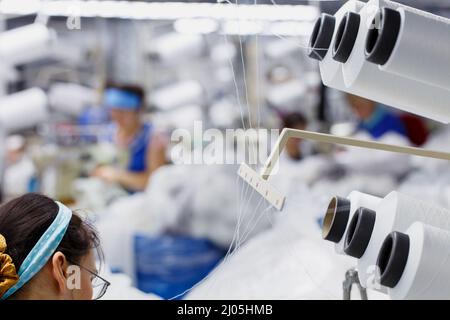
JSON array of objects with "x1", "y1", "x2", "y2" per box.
[{"x1": 0, "y1": 234, "x2": 19, "y2": 298}]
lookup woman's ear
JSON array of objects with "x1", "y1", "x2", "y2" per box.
[{"x1": 51, "y1": 252, "x2": 69, "y2": 295}]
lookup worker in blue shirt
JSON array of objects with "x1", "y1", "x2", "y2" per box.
[
  {"x1": 347, "y1": 94, "x2": 407, "y2": 139},
  {"x1": 92, "y1": 83, "x2": 167, "y2": 192}
]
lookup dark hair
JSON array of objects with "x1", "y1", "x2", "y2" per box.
[
  {"x1": 282, "y1": 112, "x2": 308, "y2": 129},
  {"x1": 0, "y1": 193, "x2": 100, "y2": 270},
  {"x1": 105, "y1": 81, "x2": 146, "y2": 109}
]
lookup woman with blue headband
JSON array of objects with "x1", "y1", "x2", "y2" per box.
[
  {"x1": 92, "y1": 82, "x2": 167, "y2": 192},
  {"x1": 0, "y1": 193, "x2": 109, "y2": 300}
]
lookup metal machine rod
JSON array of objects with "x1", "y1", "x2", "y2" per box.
[{"x1": 260, "y1": 128, "x2": 450, "y2": 180}]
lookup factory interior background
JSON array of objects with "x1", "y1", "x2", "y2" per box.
[{"x1": 1, "y1": 0, "x2": 450, "y2": 301}]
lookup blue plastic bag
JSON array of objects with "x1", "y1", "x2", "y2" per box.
[{"x1": 134, "y1": 234, "x2": 225, "y2": 299}]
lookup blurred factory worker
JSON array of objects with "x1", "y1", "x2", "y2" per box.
[
  {"x1": 92, "y1": 83, "x2": 167, "y2": 192},
  {"x1": 347, "y1": 94, "x2": 407, "y2": 139},
  {"x1": 3, "y1": 135, "x2": 37, "y2": 200},
  {"x1": 0, "y1": 193, "x2": 109, "y2": 300},
  {"x1": 281, "y1": 112, "x2": 309, "y2": 161}
]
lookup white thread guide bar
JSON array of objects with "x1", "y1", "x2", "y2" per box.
[{"x1": 237, "y1": 162, "x2": 286, "y2": 211}]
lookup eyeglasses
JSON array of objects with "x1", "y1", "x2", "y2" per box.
[{"x1": 68, "y1": 259, "x2": 111, "y2": 300}]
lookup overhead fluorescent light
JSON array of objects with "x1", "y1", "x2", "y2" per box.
[
  {"x1": 174, "y1": 18, "x2": 219, "y2": 35},
  {"x1": 0, "y1": 0, "x2": 319, "y2": 22},
  {"x1": 269, "y1": 21, "x2": 315, "y2": 37},
  {"x1": 222, "y1": 20, "x2": 264, "y2": 35}
]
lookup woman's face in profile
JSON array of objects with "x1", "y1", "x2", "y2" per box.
[{"x1": 110, "y1": 108, "x2": 139, "y2": 130}]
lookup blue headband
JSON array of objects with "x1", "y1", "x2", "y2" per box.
[
  {"x1": 103, "y1": 88, "x2": 142, "y2": 111},
  {"x1": 1, "y1": 202, "x2": 72, "y2": 300}
]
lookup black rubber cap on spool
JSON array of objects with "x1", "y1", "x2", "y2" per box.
[
  {"x1": 376, "y1": 231, "x2": 410, "y2": 288},
  {"x1": 344, "y1": 207, "x2": 376, "y2": 258},
  {"x1": 307, "y1": 13, "x2": 336, "y2": 61},
  {"x1": 322, "y1": 196, "x2": 351, "y2": 242},
  {"x1": 365, "y1": 7, "x2": 401, "y2": 65},
  {"x1": 332, "y1": 12, "x2": 361, "y2": 63}
]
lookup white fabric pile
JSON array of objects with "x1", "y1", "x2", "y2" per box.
[
  {"x1": 186, "y1": 185, "x2": 387, "y2": 300},
  {"x1": 96, "y1": 163, "x2": 270, "y2": 281}
]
